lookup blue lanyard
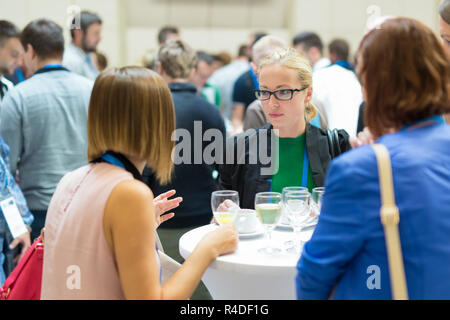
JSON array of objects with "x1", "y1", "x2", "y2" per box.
[
  {"x1": 402, "y1": 115, "x2": 445, "y2": 131},
  {"x1": 268, "y1": 144, "x2": 310, "y2": 192},
  {"x1": 101, "y1": 153, "x2": 126, "y2": 169},
  {"x1": 250, "y1": 68, "x2": 259, "y2": 90},
  {"x1": 42, "y1": 63, "x2": 64, "y2": 70}
]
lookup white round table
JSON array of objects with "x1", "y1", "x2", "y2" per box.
[{"x1": 179, "y1": 224, "x2": 315, "y2": 300}]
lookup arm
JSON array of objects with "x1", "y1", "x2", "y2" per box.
[
  {"x1": 296, "y1": 158, "x2": 367, "y2": 299},
  {"x1": 0, "y1": 91, "x2": 23, "y2": 175},
  {"x1": 103, "y1": 180, "x2": 237, "y2": 300}
]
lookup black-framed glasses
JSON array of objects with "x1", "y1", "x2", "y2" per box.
[{"x1": 254, "y1": 87, "x2": 309, "y2": 101}]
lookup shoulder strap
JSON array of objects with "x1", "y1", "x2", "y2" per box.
[
  {"x1": 372, "y1": 144, "x2": 408, "y2": 300},
  {"x1": 327, "y1": 129, "x2": 342, "y2": 159}
]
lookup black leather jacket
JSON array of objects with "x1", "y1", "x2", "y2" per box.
[{"x1": 217, "y1": 123, "x2": 351, "y2": 209}]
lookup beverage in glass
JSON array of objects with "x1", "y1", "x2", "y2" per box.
[
  {"x1": 255, "y1": 192, "x2": 282, "y2": 254},
  {"x1": 211, "y1": 190, "x2": 240, "y2": 225}
]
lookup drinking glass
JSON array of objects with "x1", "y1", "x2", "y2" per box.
[
  {"x1": 211, "y1": 190, "x2": 240, "y2": 225},
  {"x1": 282, "y1": 188, "x2": 310, "y2": 249},
  {"x1": 255, "y1": 192, "x2": 283, "y2": 254},
  {"x1": 280, "y1": 187, "x2": 309, "y2": 225},
  {"x1": 311, "y1": 187, "x2": 325, "y2": 218},
  {"x1": 284, "y1": 191, "x2": 311, "y2": 254}
]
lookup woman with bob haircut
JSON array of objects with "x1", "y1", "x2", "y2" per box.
[
  {"x1": 218, "y1": 48, "x2": 352, "y2": 210},
  {"x1": 296, "y1": 18, "x2": 450, "y2": 300},
  {"x1": 41, "y1": 67, "x2": 238, "y2": 300}
]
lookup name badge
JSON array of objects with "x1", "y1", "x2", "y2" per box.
[{"x1": 0, "y1": 197, "x2": 28, "y2": 239}]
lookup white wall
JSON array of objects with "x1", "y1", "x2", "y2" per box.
[{"x1": 0, "y1": 0, "x2": 444, "y2": 67}]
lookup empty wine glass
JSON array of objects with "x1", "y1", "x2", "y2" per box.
[
  {"x1": 211, "y1": 190, "x2": 240, "y2": 225},
  {"x1": 284, "y1": 191, "x2": 311, "y2": 254},
  {"x1": 255, "y1": 192, "x2": 283, "y2": 255},
  {"x1": 281, "y1": 187, "x2": 309, "y2": 225}
]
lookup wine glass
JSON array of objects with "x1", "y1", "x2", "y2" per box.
[
  {"x1": 211, "y1": 190, "x2": 240, "y2": 225},
  {"x1": 281, "y1": 187, "x2": 309, "y2": 225},
  {"x1": 255, "y1": 192, "x2": 283, "y2": 255},
  {"x1": 284, "y1": 191, "x2": 311, "y2": 254},
  {"x1": 282, "y1": 188, "x2": 310, "y2": 249}
]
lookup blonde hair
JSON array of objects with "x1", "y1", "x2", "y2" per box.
[
  {"x1": 88, "y1": 67, "x2": 175, "y2": 184},
  {"x1": 258, "y1": 47, "x2": 317, "y2": 122},
  {"x1": 158, "y1": 39, "x2": 197, "y2": 79}
]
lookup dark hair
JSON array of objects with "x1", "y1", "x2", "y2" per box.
[
  {"x1": 358, "y1": 18, "x2": 450, "y2": 138},
  {"x1": 96, "y1": 52, "x2": 108, "y2": 71},
  {"x1": 440, "y1": 0, "x2": 450, "y2": 25},
  {"x1": 292, "y1": 32, "x2": 324, "y2": 54},
  {"x1": 0, "y1": 20, "x2": 20, "y2": 47},
  {"x1": 329, "y1": 39, "x2": 350, "y2": 61},
  {"x1": 197, "y1": 51, "x2": 214, "y2": 66},
  {"x1": 70, "y1": 11, "x2": 102, "y2": 39},
  {"x1": 21, "y1": 19, "x2": 64, "y2": 60},
  {"x1": 158, "y1": 26, "x2": 179, "y2": 45},
  {"x1": 238, "y1": 44, "x2": 248, "y2": 57},
  {"x1": 251, "y1": 32, "x2": 268, "y2": 48}
]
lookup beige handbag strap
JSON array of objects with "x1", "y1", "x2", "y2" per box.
[{"x1": 372, "y1": 144, "x2": 408, "y2": 300}]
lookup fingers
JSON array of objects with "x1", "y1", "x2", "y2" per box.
[
  {"x1": 160, "y1": 212, "x2": 175, "y2": 224},
  {"x1": 154, "y1": 190, "x2": 177, "y2": 202},
  {"x1": 9, "y1": 238, "x2": 19, "y2": 250},
  {"x1": 157, "y1": 197, "x2": 183, "y2": 214},
  {"x1": 217, "y1": 200, "x2": 239, "y2": 212}
]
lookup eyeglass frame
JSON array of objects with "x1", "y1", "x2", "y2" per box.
[{"x1": 254, "y1": 86, "x2": 309, "y2": 101}]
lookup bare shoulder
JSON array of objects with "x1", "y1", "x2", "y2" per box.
[{"x1": 104, "y1": 179, "x2": 155, "y2": 226}]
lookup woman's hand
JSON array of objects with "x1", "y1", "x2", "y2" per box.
[
  {"x1": 211, "y1": 200, "x2": 241, "y2": 224},
  {"x1": 198, "y1": 224, "x2": 239, "y2": 260},
  {"x1": 350, "y1": 127, "x2": 375, "y2": 148},
  {"x1": 153, "y1": 190, "x2": 182, "y2": 228}
]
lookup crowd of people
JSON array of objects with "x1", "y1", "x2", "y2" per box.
[{"x1": 0, "y1": 2, "x2": 449, "y2": 300}]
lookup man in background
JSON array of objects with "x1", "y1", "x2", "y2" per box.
[
  {"x1": 190, "y1": 51, "x2": 221, "y2": 108},
  {"x1": 1, "y1": 19, "x2": 93, "y2": 241},
  {"x1": 231, "y1": 32, "x2": 267, "y2": 135},
  {"x1": 208, "y1": 44, "x2": 250, "y2": 133},
  {"x1": 0, "y1": 21, "x2": 23, "y2": 102},
  {"x1": 293, "y1": 32, "x2": 330, "y2": 73},
  {"x1": 63, "y1": 11, "x2": 102, "y2": 80},
  {"x1": 158, "y1": 25, "x2": 180, "y2": 46},
  {"x1": 0, "y1": 20, "x2": 33, "y2": 286},
  {"x1": 328, "y1": 38, "x2": 354, "y2": 71},
  {"x1": 312, "y1": 37, "x2": 362, "y2": 136}
]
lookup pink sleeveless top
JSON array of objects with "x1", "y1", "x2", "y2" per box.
[{"x1": 41, "y1": 163, "x2": 160, "y2": 300}]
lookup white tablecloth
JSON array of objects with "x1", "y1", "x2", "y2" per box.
[{"x1": 179, "y1": 224, "x2": 314, "y2": 300}]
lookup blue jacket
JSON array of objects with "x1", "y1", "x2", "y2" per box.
[
  {"x1": 296, "y1": 122, "x2": 450, "y2": 300},
  {"x1": 0, "y1": 136, "x2": 33, "y2": 285}
]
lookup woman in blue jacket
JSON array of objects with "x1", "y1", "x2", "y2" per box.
[{"x1": 296, "y1": 18, "x2": 450, "y2": 300}]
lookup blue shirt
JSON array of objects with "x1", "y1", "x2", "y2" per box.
[
  {"x1": 296, "y1": 122, "x2": 450, "y2": 300},
  {"x1": 0, "y1": 136, "x2": 33, "y2": 285},
  {"x1": 0, "y1": 68, "x2": 93, "y2": 210}
]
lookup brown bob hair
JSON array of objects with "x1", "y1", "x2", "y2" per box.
[
  {"x1": 88, "y1": 67, "x2": 175, "y2": 184},
  {"x1": 358, "y1": 18, "x2": 450, "y2": 138}
]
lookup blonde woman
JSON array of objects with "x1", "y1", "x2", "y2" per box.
[
  {"x1": 41, "y1": 67, "x2": 238, "y2": 300},
  {"x1": 218, "y1": 48, "x2": 352, "y2": 209}
]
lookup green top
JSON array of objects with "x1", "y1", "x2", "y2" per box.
[
  {"x1": 202, "y1": 83, "x2": 221, "y2": 109},
  {"x1": 271, "y1": 133, "x2": 316, "y2": 194}
]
